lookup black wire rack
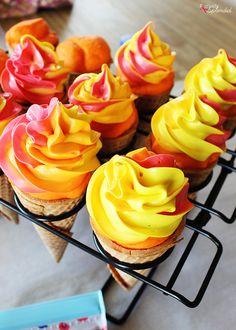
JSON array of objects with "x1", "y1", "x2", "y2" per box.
[{"x1": 0, "y1": 106, "x2": 235, "y2": 325}]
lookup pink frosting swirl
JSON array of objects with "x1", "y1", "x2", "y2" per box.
[
  {"x1": 0, "y1": 35, "x2": 69, "y2": 105},
  {"x1": 0, "y1": 92, "x2": 22, "y2": 135}
]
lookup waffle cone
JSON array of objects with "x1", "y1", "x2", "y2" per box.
[
  {"x1": 0, "y1": 174, "x2": 19, "y2": 223},
  {"x1": 183, "y1": 162, "x2": 216, "y2": 189},
  {"x1": 93, "y1": 218, "x2": 186, "y2": 290},
  {"x1": 12, "y1": 185, "x2": 83, "y2": 262},
  {"x1": 135, "y1": 90, "x2": 170, "y2": 115},
  {"x1": 100, "y1": 121, "x2": 138, "y2": 155}
]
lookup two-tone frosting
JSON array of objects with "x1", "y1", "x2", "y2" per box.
[
  {"x1": 87, "y1": 147, "x2": 193, "y2": 248},
  {"x1": 68, "y1": 64, "x2": 138, "y2": 138},
  {"x1": 1, "y1": 35, "x2": 69, "y2": 105},
  {"x1": 115, "y1": 22, "x2": 175, "y2": 94},
  {"x1": 0, "y1": 93, "x2": 22, "y2": 135},
  {"x1": 150, "y1": 90, "x2": 227, "y2": 168},
  {"x1": 0, "y1": 97, "x2": 101, "y2": 200},
  {"x1": 184, "y1": 49, "x2": 236, "y2": 117}
]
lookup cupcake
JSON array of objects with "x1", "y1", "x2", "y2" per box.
[
  {"x1": 0, "y1": 93, "x2": 22, "y2": 223},
  {"x1": 184, "y1": 49, "x2": 236, "y2": 132},
  {"x1": 5, "y1": 18, "x2": 58, "y2": 51},
  {"x1": 68, "y1": 64, "x2": 138, "y2": 154},
  {"x1": 149, "y1": 89, "x2": 229, "y2": 188},
  {"x1": 56, "y1": 35, "x2": 112, "y2": 86},
  {"x1": 0, "y1": 97, "x2": 101, "y2": 262},
  {"x1": 87, "y1": 147, "x2": 193, "y2": 289},
  {"x1": 115, "y1": 21, "x2": 175, "y2": 115},
  {"x1": 0, "y1": 35, "x2": 69, "y2": 107}
]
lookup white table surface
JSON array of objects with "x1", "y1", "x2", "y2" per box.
[{"x1": 0, "y1": 82, "x2": 235, "y2": 330}]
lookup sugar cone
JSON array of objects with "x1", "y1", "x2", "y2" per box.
[
  {"x1": 93, "y1": 218, "x2": 186, "y2": 290},
  {"x1": 134, "y1": 90, "x2": 170, "y2": 115},
  {"x1": 183, "y1": 163, "x2": 216, "y2": 189},
  {"x1": 99, "y1": 121, "x2": 138, "y2": 155},
  {"x1": 0, "y1": 174, "x2": 19, "y2": 223},
  {"x1": 13, "y1": 185, "x2": 83, "y2": 262}
]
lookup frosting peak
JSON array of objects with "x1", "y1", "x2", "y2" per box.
[
  {"x1": 184, "y1": 49, "x2": 236, "y2": 113},
  {"x1": 68, "y1": 64, "x2": 138, "y2": 138},
  {"x1": 151, "y1": 89, "x2": 226, "y2": 162},
  {"x1": 1, "y1": 35, "x2": 69, "y2": 104},
  {"x1": 0, "y1": 98, "x2": 101, "y2": 200},
  {"x1": 115, "y1": 22, "x2": 175, "y2": 87}
]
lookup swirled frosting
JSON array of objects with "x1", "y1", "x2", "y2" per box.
[
  {"x1": 184, "y1": 49, "x2": 236, "y2": 116},
  {"x1": 0, "y1": 97, "x2": 101, "y2": 200},
  {"x1": 0, "y1": 34, "x2": 69, "y2": 105},
  {"x1": 68, "y1": 64, "x2": 138, "y2": 138},
  {"x1": 151, "y1": 90, "x2": 226, "y2": 163},
  {"x1": 115, "y1": 22, "x2": 175, "y2": 90},
  {"x1": 0, "y1": 93, "x2": 22, "y2": 135},
  {"x1": 87, "y1": 147, "x2": 192, "y2": 247}
]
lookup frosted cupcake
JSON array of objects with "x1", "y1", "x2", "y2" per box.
[
  {"x1": 68, "y1": 64, "x2": 138, "y2": 154},
  {"x1": 0, "y1": 97, "x2": 101, "y2": 262},
  {"x1": 115, "y1": 22, "x2": 175, "y2": 115},
  {"x1": 87, "y1": 147, "x2": 193, "y2": 289},
  {"x1": 1, "y1": 35, "x2": 69, "y2": 106},
  {"x1": 149, "y1": 90, "x2": 229, "y2": 188},
  {"x1": 185, "y1": 49, "x2": 236, "y2": 131},
  {"x1": 0, "y1": 93, "x2": 22, "y2": 223}
]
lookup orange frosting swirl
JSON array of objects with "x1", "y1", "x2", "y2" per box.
[
  {"x1": 115, "y1": 22, "x2": 175, "y2": 94},
  {"x1": 1, "y1": 35, "x2": 69, "y2": 105},
  {"x1": 0, "y1": 98, "x2": 101, "y2": 200}
]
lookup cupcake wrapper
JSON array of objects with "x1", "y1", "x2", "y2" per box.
[
  {"x1": 0, "y1": 174, "x2": 19, "y2": 223},
  {"x1": 223, "y1": 115, "x2": 236, "y2": 132},
  {"x1": 100, "y1": 121, "x2": 138, "y2": 155},
  {"x1": 12, "y1": 185, "x2": 83, "y2": 262},
  {"x1": 135, "y1": 90, "x2": 170, "y2": 115},
  {"x1": 93, "y1": 218, "x2": 186, "y2": 290}
]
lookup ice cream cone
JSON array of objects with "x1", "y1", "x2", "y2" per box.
[
  {"x1": 134, "y1": 90, "x2": 171, "y2": 115},
  {"x1": 93, "y1": 218, "x2": 186, "y2": 290},
  {"x1": 100, "y1": 121, "x2": 138, "y2": 155},
  {"x1": 0, "y1": 174, "x2": 18, "y2": 223},
  {"x1": 183, "y1": 163, "x2": 216, "y2": 189},
  {"x1": 13, "y1": 185, "x2": 83, "y2": 262}
]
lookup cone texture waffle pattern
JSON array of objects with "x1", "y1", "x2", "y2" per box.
[
  {"x1": 94, "y1": 218, "x2": 186, "y2": 290},
  {"x1": 100, "y1": 121, "x2": 138, "y2": 154},
  {"x1": 135, "y1": 90, "x2": 170, "y2": 114},
  {"x1": 0, "y1": 174, "x2": 18, "y2": 223},
  {"x1": 13, "y1": 185, "x2": 83, "y2": 262}
]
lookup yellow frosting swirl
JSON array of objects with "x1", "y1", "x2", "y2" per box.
[
  {"x1": 184, "y1": 49, "x2": 236, "y2": 107},
  {"x1": 151, "y1": 90, "x2": 224, "y2": 161},
  {"x1": 86, "y1": 153, "x2": 189, "y2": 245},
  {"x1": 68, "y1": 64, "x2": 136, "y2": 124},
  {"x1": 115, "y1": 21, "x2": 175, "y2": 85}
]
